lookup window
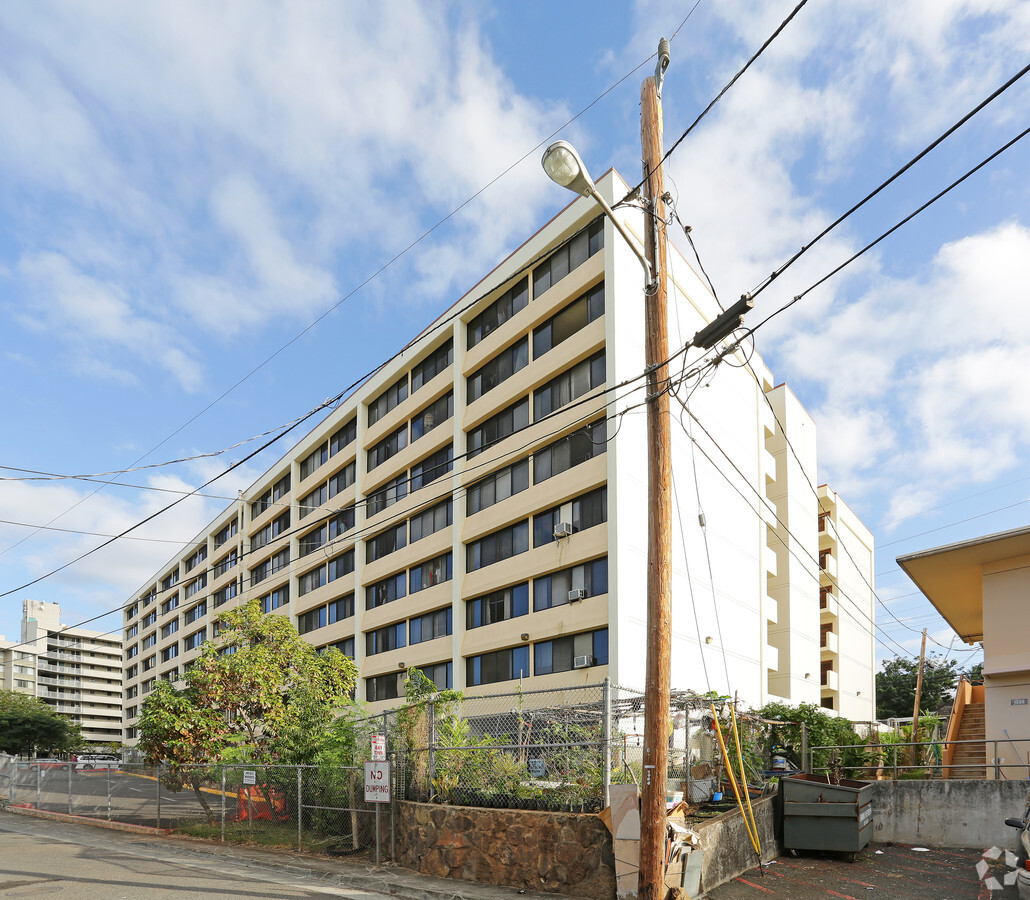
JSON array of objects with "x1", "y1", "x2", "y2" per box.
[
  {"x1": 366, "y1": 522, "x2": 406, "y2": 563},
  {"x1": 532, "y1": 219, "x2": 603, "y2": 298},
  {"x1": 250, "y1": 558, "x2": 272, "y2": 586},
  {"x1": 534, "y1": 351, "x2": 606, "y2": 420},
  {"x1": 184, "y1": 573, "x2": 207, "y2": 598},
  {"x1": 252, "y1": 511, "x2": 290, "y2": 551},
  {"x1": 410, "y1": 553, "x2": 452, "y2": 593},
  {"x1": 300, "y1": 442, "x2": 329, "y2": 480},
  {"x1": 466, "y1": 520, "x2": 529, "y2": 571},
  {"x1": 125, "y1": 685, "x2": 138, "y2": 700},
  {"x1": 125, "y1": 624, "x2": 138, "y2": 640},
  {"x1": 161, "y1": 619, "x2": 179, "y2": 639},
  {"x1": 368, "y1": 425, "x2": 408, "y2": 472},
  {"x1": 184, "y1": 601, "x2": 207, "y2": 625},
  {"x1": 330, "y1": 419, "x2": 357, "y2": 456},
  {"x1": 299, "y1": 482, "x2": 328, "y2": 518},
  {"x1": 368, "y1": 376, "x2": 409, "y2": 426},
  {"x1": 328, "y1": 549, "x2": 354, "y2": 582},
  {"x1": 466, "y1": 583, "x2": 529, "y2": 628},
  {"x1": 410, "y1": 444, "x2": 452, "y2": 491},
  {"x1": 409, "y1": 500, "x2": 452, "y2": 543},
  {"x1": 212, "y1": 582, "x2": 238, "y2": 608},
  {"x1": 410, "y1": 391, "x2": 453, "y2": 441},
  {"x1": 160, "y1": 595, "x2": 179, "y2": 615},
  {"x1": 298, "y1": 507, "x2": 354, "y2": 558},
  {"x1": 410, "y1": 608, "x2": 452, "y2": 644},
  {"x1": 411, "y1": 339, "x2": 453, "y2": 391},
  {"x1": 819, "y1": 549, "x2": 830, "y2": 570},
  {"x1": 419, "y1": 661, "x2": 452, "y2": 691},
  {"x1": 142, "y1": 655, "x2": 156, "y2": 672},
  {"x1": 185, "y1": 545, "x2": 208, "y2": 572},
  {"x1": 467, "y1": 397, "x2": 529, "y2": 457},
  {"x1": 298, "y1": 565, "x2": 327, "y2": 597},
  {"x1": 298, "y1": 606, "x2": 327, "y2": 635},
  {"x1": 467, "y1": 277, "x2": 529, "y2": 348},
  {"x1": 533, "y1": 419, "x2": 606, "y2": 483},
  {"x1": 466, "y1": 646, "x2": 530, "y2": 687},
  {"x1": 125, "y1": 602, "x2": 139, "y2": 621},
  {"x1": 142, "y1": 678, "x2": 155, "y2": 694},
  {"x1": 820, "y1": 622, "x2": 833, "y2": 648},
  {"x1": 320, "y1": 636, "x2": 355, "y2": 658},
  {"x1": 366, "y1": 672, "x2": 404, "y2": 703},
  {"x1": 126, "y1": 664, "x2": 138, "y2": 680},
  {"x1": 213, "y1": 549, "x2": 238, "y2": 577},
  {"x1": 125, "y1": 644, "x2": 139, "y2": 660},
  {"x1": 821, "y1": 660, "x2": 833, "y2": 685},
  {"x1": 466, "y1": 459, "x2": 529, "y2": 516},
  {"x1": 533, "y1": 486, "x2": 607, "y2": 546},
  {"x1": 328, "y1": 593, "x2": 355, "y2": 623},
  {"x1": 161, "y1": 571, "x2": 179, "y2": 590},
  {"x1": 534, "y1": 557, "x2": 608, "y2": 611},
  {"x1": 251, "y1": 473, "x2": 290, "y2": 517},
  {"x1": 328, "y1": 461, "x2": 356, "y2": 498},
  {"x1": 820, "y1": 586, "x2": 833, "y2": 609},
  {"x1": 260, "y1": 585, "x2": 290, "y2": 614},
  {"x1": 126, "y1": 705, "x2": 138, "y2": 719},
  {"x1": 533, "y1": 281, "x2": 605, "y2": 358},
  {"x1": 467, "y1": 337, "x2": 529, "y2": 403},
  {"x1": 365, "y1": 573, "x2": 406, "y2": 610},
  {"x1": 214, "y1": 518, "x2": 238, "y2": 548},
  {"x1": 141, "y1": 590, "x2": 156, "y2": 608},
  {"x1": 184, "y1": 628, "x2": 206, "y2": 651},
  {"x1": 366, "y1": 621, "x2": 406, "y2": 655},
  {"x1": 534, "y1": 628, "x2": 608, "y2": 676},
  {"x1": 143, "y1": 610, "x2": 157, "y2": 628},
  {"x1": 367, "y1": 473, "x2": 407, "y2": 517}
]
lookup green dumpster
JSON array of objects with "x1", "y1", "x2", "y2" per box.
[{"x1": 781, "y1": 774, "x2": 873, "y2": 857}]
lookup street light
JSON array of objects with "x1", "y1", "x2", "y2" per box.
[{"x1": 541, "y1": 141, "x2": 656, "y2": 294}]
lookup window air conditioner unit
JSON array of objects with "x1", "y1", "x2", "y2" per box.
[
  {"x1": 573, "y1": 655, "x2": 594, "y2": 669},
  {"x1": 553, "y1": 522, "x2": 573, "y2": 539},
  {"x1": 568, "y1": 588, "x2": 587, "y2": 603}
]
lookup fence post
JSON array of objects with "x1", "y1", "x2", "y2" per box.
[
  {"x1": 602, "y1": 677, "x2": 612, "y2": 809},
  {"x1": 801, "y1": 723, "x2": 809, "y2": 773},
  {"x1": 67, "y1": 762, "x2": 72, "y2": 815},
  {"x1": 428, "y1": 699, "x2": 437, "y2": 795},
  {"x1": 35, "y1": 763, "x2": 40, "y2": 810},
  {"x1": 994, "y1": 741, "x2": 1000, "y2": 780},
  {"x1": 297, "y1": 766, "x2": 303, "y2": 851},
  {"x1": 107, "y1": 764, "x2": 112, "y2": 820},
  {"x1": 156, "y1": 762, "x2": 161, "y2": 829},
  {"x1": 221, "y1": 766, "x2": 226, "y2": 842}
]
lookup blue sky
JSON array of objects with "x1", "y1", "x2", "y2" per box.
[{"x1": 3, "y1": 0, "x2": 1030, "y2": 678}]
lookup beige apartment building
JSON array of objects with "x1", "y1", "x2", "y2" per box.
[
  {"x1": 21, "y1": 600, "x2": 123, "y2": 743},
  {"x1": 120, "y1": 170, "x2": 876, "y2": 741},
  {"x1": 0, "y1": 637, "x2": 38, "y2": 696}
]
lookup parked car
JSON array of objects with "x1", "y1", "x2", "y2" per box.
[
  {"x1": 27, "y1": 758, "x2": 70, "y2": 770},
  {"x1": 76, "y1": 754, "x2": 120, "y2": 771}
]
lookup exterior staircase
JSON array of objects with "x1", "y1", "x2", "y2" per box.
[{"x1": 942, "y1": 678, "x2": 987, "y2": 779}]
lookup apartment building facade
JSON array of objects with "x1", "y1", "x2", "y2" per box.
[
  {"x1": 0, "y1": 638, "x2": 37, "y2": 696},
  {"x1": 21, "y1": 600, "x2": 124, "y2": 743},
  {"x1": 120, "y1": 170, "x2": 876, "y2": 741}
]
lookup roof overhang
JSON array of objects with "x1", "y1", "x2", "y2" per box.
[{"x1": 896, "y1": 524, "x2": 1030, "y2": 644}]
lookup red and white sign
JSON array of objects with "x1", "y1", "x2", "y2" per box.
[
  {"x1": 371, "y1": 734, "x2": 386, "y2": 761},
  {"x1": 364, "y1": 761, "x2": 390, "y2": 803}
]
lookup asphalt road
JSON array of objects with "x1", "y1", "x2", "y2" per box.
[{"x1": 0, "y1": 811, "x2": 387, "y2": 899}]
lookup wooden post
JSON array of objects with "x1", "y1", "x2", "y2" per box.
[
  {"x1": 911, "y1": 628, "x2": 927, "y2": 767},
  {"x1": 638, "y1": 71, "x2": 673, "y2": 900}
]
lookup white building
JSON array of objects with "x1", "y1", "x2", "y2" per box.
[
  {"x1": 21, "y1": 600, "x2": 123, "y2": 744},
  {"x1": 120, "y1": 169, "x2": 876, "y2": 740}
]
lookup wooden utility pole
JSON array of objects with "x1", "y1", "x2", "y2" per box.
[
  {"x1": 638, "y1": 43, "x2": 673, "y2": 900},
  {"x1": 911, "y1": 628, "x2": 928, "y2": 761}
]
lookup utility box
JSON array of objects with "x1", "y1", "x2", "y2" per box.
[{"x1": 781, "y1": 774, "x2": 873, "y2": 856}]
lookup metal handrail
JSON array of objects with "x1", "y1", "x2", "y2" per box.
[{"x1": 809, "y1": 736, "x2": 1030, "y2": 780}]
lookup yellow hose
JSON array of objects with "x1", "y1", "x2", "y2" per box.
[
  {"x1": 731, "y1": 702, "x2": 763, "y2": 859},
  {"x1": 710, "y1": 703, "x2": 760, "y2": 856}
]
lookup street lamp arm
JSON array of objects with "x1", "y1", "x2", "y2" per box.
[{"x1": 586, "y1": 187, "x2": 657, "y2": 294}]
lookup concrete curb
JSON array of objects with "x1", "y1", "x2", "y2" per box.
[{"x1": 7, "y1": 804, "x2": 172, "y2": 835}]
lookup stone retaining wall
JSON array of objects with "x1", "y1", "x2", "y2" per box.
[{"x1": 395, "y1": 801, "x2": 616, "y2": 899}]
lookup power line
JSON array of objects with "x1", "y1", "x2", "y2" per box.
[
  {"x1": 0, "y1": 519, "x2": 188, "y2": 545},
  {"x1": 745, "y1": 60, "x2": 1030, "y2": 303}
]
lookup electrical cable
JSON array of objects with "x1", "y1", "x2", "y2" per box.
[
  {"x1": 744, "y1": 120, "x2": 1030, "y2": 340},
  {"x1": 745, "y1": 60, "x2": 1030, "y2": 303},
  {"x1": 0, "y1": 519, "x2": 189, "y2": 545},
  {"x1": 616, "y1": 0, "x2": 810, "y2": 208}
]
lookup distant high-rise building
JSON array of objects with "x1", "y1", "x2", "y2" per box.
[{"x1": 21, "y1": 600, "x2": 123, "y2": 743}]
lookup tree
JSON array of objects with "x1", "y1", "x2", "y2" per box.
[
  {"x1": 875, "y1": 653, "x2": 961, "y2": 720},
  {"x1": 0, "y1": 690, "x2": 80, "y2": 755},
  {"x1": 136, "y1": 600, "x2": 359, "y2": 821}
]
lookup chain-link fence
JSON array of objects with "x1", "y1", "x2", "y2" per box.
[{"x1": 0, "y1": 756, "x2": 387, "y2": 856}]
